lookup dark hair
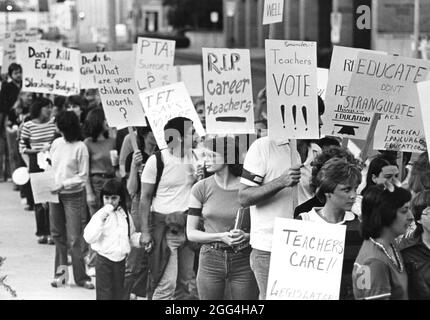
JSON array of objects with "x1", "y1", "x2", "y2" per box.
[
  {"x1": 54, "y1": 95, "x2": 66, "y2": 111},
  {"x1": 136, "y1": 124, "x2": 154, "y2": 151},
  {"x1": 203, "y1": 135, "x2": 243, "y2": 177},
  {"x1": 164, "y1": 117, "x2": 193, "y2": 138},
  {"x1": 409, "y1": 152, "x2": 430, "y2": 194},
  {"x1": 66, "y1": 95, "x2": 85, "y2": 108},
  {"x1": 99, "y1": 179, "x2": 128, "y2": 214},
  {"x1": 55, "y1": 111, "x2": 82, "y2": 142},
  {"x1": 410, "y1": 190, "x2": 430, "y2": 238},
  {"x1": 361, "y1": 185, "x2": 412, "y2": 239},
  {"x1": 30, "y1": 97, "x2": 52, "y2": 119},
  {"x1": 317, "y1": 136, "x2": 341, "y2": 149},
  {"x1": 361, "y1": 154, "x2": 398, "y2": 195},
  {"x1": 310, "y1": 146, "x2": 360, "y2": 193},
  {"x1": 8, "y1": 63, "x2": 22, "y2": 77},
  {"x1": 99, "y1": 179, "x2": 130, "y2": 236},
  {"x1": 315, "y1": 158, "x2": 362, "y2": 202},
  {"x1": 83, "y1": 107, "x2": 108, "y2": 142}
]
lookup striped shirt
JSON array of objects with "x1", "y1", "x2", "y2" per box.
[{"x1": 19, "y1": 119, "x2": 57, "y2": 154}]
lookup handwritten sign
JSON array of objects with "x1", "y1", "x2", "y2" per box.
[
  {"x1": 320, "y1": 46, "x2": 385, "y2": 139},
  {"x1": 373, "y1": 113, "x2": 426, "y2": 153},
  {"x1": 2, "y1": 30, "x2": 39, "y2": 69},
  {"x1": 29, "y1": 171, "x2": 59, "y2": 204},
  {"x1": 17, "y1": 42, "x2": 80, "y2": 96},
  {"x1": 267, "y1": 218, "x2": 346, "y2": 300},
  {"x1": 95, "y1": 59, "x2": 146, "y2": 128},
  {"x1": 134, "y1": 37, "x2": 175, "y2": 92},
  {"x1": 317, "y1": 68, "x2": 329, "y2": 100},
  {"x1": 345, "y1": 51, "x2": 430, "y2": 119},
  {"x1": 266, "y1": 40, "x2": 318, "y2": 139},
  {"x1": 263, "y1": 0, "x2": 284, "y2": 25},
  {"x1": 138, "y1": 82, "x2": 205, "y2": 150},
  {"x1": 80, "y1": 51, "x2": 134, "y2": 89},
  {"x1": 417, "y1": 80, "x2": 430, "y2": 152},
  {"x1": 202, "y1": 48, "x2": 254, "y2": 134}
]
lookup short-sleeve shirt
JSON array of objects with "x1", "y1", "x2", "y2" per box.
[
  {"x1": 240, "y1": 136, "x2": 301, "y2": 252},
  {"x1": 140, "y1": 149, "x2": 194, "y2": 214},
  {"x1": 189, "y1": 176, "x2": 240, "y2": 233},
  {"x1": 352, "y1": 239, "x2": 408, "y2": 300},
  {"x1": 84, "y1": 137, "x2": 116, "y2": 175}
]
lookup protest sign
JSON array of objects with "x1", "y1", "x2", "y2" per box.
[
  {"x1": 263, "y1": 0, "x2": 284, "y2": 25},
  {"x1": 267, "y1": 218, "x2": 346, "y2": 300},
  {"x1": 373, "y1": 113, "x2": 426, "y2": 153},
  {"x1": 320, "y1": 46, "x2": 384, "y2": 139},
  {"x1": 18, "y1": 42, "x2": 80, "y2": 96},
  {"x1": 169, "y1": 65, "x2": 203, "y2": 97},
  {"x1": 29, "y1": 171, "x2": 59, "y2": 204},
  {"x1": 266, "y1": 40, "x2": 318, "y2": 139},
  {"x1": 202, "y1": 48, "x2": 254, "y2": 134},
  {"x1": 139, "y1": 82, "x2": 205, "y2": 150},
  {"x1": 134, "y1": 37, "x2": 175, "y2": 92},
  {"x1": 344, "y1": 51, "x2": 430, "y2": 119},
  {"x1": 317, "y1": 67, "x2": 328, "y2": 100},
  {"x1": 95, "y1": 59, "x2": 146, "y2": 128},
  {"x1": 80, "y1": 51, "x2": 134, "y2": 89},
  {"x1": 417, "y1": 80, "x2": 430, "y2": 152},
  {"x1": 2, "y1": 30, "x2": 39, "y2": 69}
]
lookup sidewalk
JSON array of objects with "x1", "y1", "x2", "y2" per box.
[{"x1": 0, "y1": 181, "x2": 95, "y2": 300}]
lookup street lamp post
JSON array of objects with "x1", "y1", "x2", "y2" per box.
[
  {"x1": 225, "y1": 0, "x2": 236, "y2": 48},
  {"x1": 5, "y1": 3, "x2": 13, "y2": 31}
]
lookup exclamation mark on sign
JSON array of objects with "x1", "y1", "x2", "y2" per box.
[
  {"x1": 302, "y1": 106, "x2": 308, "y2": 131},
  {"x1": 292, "y1": 105, "x2": 297, "y2": 130},
  {"x1": 280, "y1": 105, "x2": 286, "y2": 128}
]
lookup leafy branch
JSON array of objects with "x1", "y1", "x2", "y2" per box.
[{"x1": 0, "y1": 257, "x2": 17, "y2": 298}]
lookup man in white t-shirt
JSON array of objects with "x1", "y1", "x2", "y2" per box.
[
  {"x1": 139, "y1": 117, "x2": 198, "y2": 300},
  {"x1": 239, "y1": 136, "x2": 302, "y2": 300}
]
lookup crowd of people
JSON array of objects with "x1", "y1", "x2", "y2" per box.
[{"x1": 0, "y1": 62, "x2": 429, "y2": 300}]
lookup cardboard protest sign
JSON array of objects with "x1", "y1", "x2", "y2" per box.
[
  {"x1": 169, "y1": 65, "x2": 203, "y2": 97},
  {"x1": 320, "y1": 46, "x2": 384, "y2": 140},
  {"x1": 202, "y1": 48, "x2": 254, "y2": 134},
  {"x1": 267, "y1": 218, "x2": 346, "y2": 300},
  {"x1": 18, "y1": 42, "x2": 80, "y2": 96},
  {"x1": 134, "y1": 37, "x2": 175, "y2": 92},
  {"x1": 263, "y1": 0, "x2": 284, "y2": 25},
  {"x1": 80, "y1": 51, "x2": 134, "y2": 89},
  {"x1": 344, "y1": 51, "x2": 430, "y2": 119},
  {"x1": 29, "y1": 171, "x2": 59, "y2": 204},
  {"x1": 266, "y1": 40, "x2": 318, "y2": 139},
  {"x1": 373, "y1": 113, "x2": 426, "y2": 153},
  {"x1": 2, "y1": 30, "x2": 39, "y2": 69},
  {"x1": 95, "y1": 59, "x2": 146, "y2": 128},
  {"x1": 317, "y1": 68, "x2": 329, "y2": 100},
  {"x1": 138, "y1": 82, "x2": 205, "y2": 150},
  {"x1": 417, "y1": 80, "x2": 430, "y2": 151}
]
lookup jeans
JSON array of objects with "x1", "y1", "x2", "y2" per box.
[
  {"x1": 49, "y1": 190, "x2": 91, "y2": 286},
  {"x1": 123, "y1": 193, "x2": 149, "y2": 298},
  {"x1": 197, "y1": 244, "x2": 259, "y2": 300},
  {"x1": 96, "y1": 253, "x2": 125, "y2": 300},
  {"x1": 152, "y1": 230, "x2": 198, "y2": 300},
  {"x1": 250, "y1": 248, "x2": 271, "y2": 300},
  {"x1": 35, "y1": 204, "x2": 50, "y2": 236},
  {"x1": 5, "y1": 128, "x2": 20, "y2": 175}
]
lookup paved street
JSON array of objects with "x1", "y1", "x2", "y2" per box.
[{"x1": 0, "y1": 181, "x2": 95, "y2": 300}]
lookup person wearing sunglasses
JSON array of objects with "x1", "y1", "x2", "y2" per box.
[
  {"x1": 399, "y1": 190, "x2": 430, "y2": 299},
  {"x1": 352, "y1": 183, "x2": 413, "y2": 300}
]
